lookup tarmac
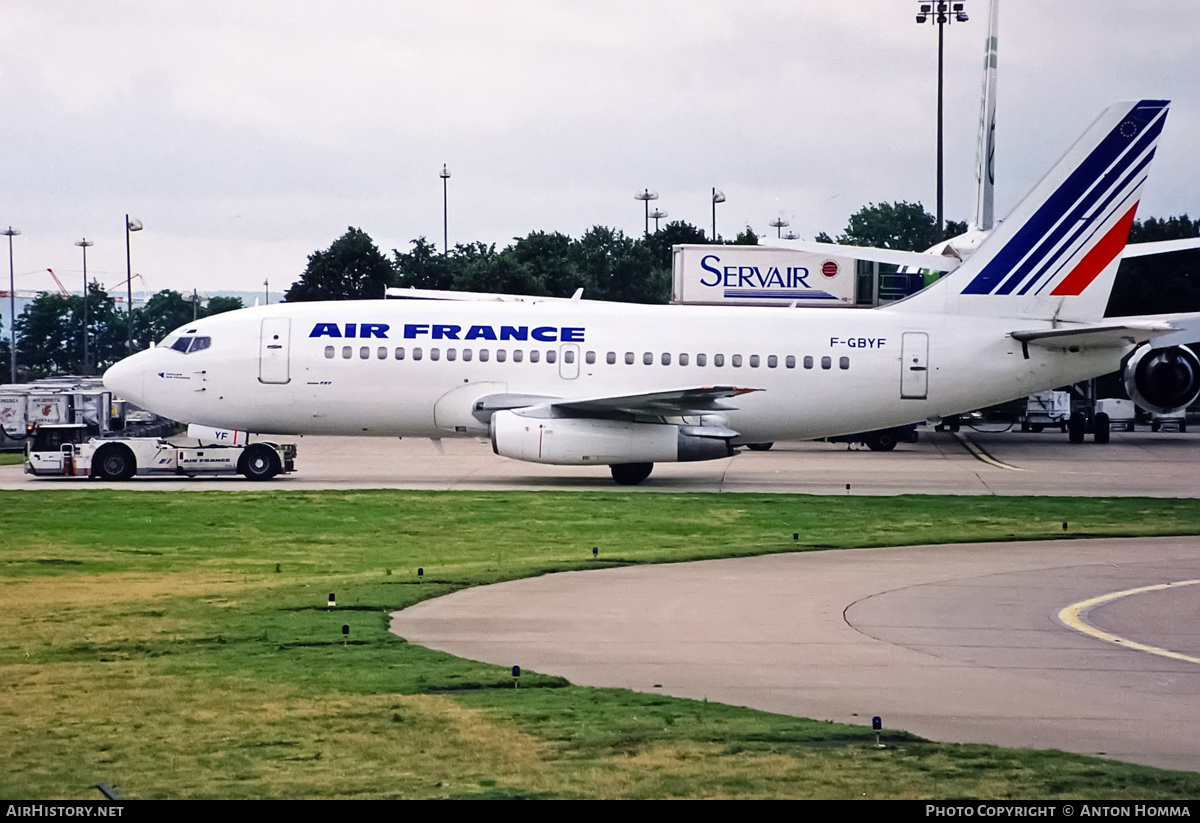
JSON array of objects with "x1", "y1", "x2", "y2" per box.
[
  {"x1": 7, "y1": 427, "x2": 1200, "y2": 771},
  {"x1": 5, "y1": 427, "x2": 1200, "y2": 495}
]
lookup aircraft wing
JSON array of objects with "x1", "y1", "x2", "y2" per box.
[
  {"x1": 551, "y1": 386, "x2": 761, "y2": 416},
  {"x1": 1121, "y1": 238, "x2": 1200, "y2": 258},
  {"x1": 757, "y1": 238, "x2": 962, "y2": 272}
]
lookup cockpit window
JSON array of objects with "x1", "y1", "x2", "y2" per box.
[{"x1": 170, "y1": 336, "x2": 212, "y2": 354}]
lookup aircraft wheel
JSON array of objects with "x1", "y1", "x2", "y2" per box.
[
  {"x1": 865, "y1": 431, "x2": 898, "y2": 452},
  {"x1": 610, "y1": 462, "x2": 653, "y2": 485},
  {"x1": 1068, "y1": 412, "x2": 1086, "y2": 444},
  {"x1": 240, "y1": 444, "x2": 281, "y2": 481},
  {"x1": 1094, "y1": 412, "x2": 1111, "y2": 444},
  {"x1": 745, "y1": 442, "x2": 774, "y2": 452},
  {"x1": 94, "y1": 444, "x2": 136, "y2": 481}
]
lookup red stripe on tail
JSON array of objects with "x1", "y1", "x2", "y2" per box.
[{"x1": 1050, "y1": 204, "x2": 1139, "y2": 296}]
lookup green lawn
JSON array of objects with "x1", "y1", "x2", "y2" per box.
[{"x1": 4, "y1": 490, "x2": 1200, "y2": 799}]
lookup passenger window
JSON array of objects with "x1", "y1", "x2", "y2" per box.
[
  {"x1": 342, "y1": 346, "x2": 352, "y2": 359},
  {"x1": 803, "y1": 356, "x2": 813, "y2": 369},
  {"x1": 785, "y1": 355, "x2": 795, "y2": 369},
  {"x1": 447, "y1": 348, "x2": 457, "y2": 361},
  {"x1": 585, "y1": 351, "x2": 595, "y2": 365},
  {"x1": 840, "y1": 356, "x2": 850, "y2": 370},
  {"x1": 821, "y1": 356, "x2": 831, "y2": 370},
  {"x1": 546, "y1": 350, "x2": 557, "y2": 364},
  {"x1": 325, "y1": 346, "x2": 334, "y2": 359},
  {"x1": 497, "y1": 349, "x2": 506, "y2": 362},
  {"x1": 732, "y1": 354, "x2": 742, "y2": 367},
  {"x1": 661, "y1": 352, "x2": 671, "y2": 366},
  {"x1": 530, "y1": 350, "x2": 540, "y2": 363},
  {"x1": 430, "y1": 348, "x2": 440, "y2": 361},
  {"x1": 697, "y1": 353, "x2": 707, "y2": 367},
  {"x1": 463, "y1": 349, "x2": 473, "y2": 361},
  {"x1": 625, "y1": 352, "x2": 635, "y2": 365},
  {"x1": 749, "y1": 355, "x2": 760, "y2": 368},
  {"x1": 377, "y1": 347, "x2": 387, "y2": 360},
  {"x1": 607, "y1": 352, "x2": 616, "y2": 365},
  {"x1": 643, "y1": 352, "x2": 653, "y2": 365},
  {"x1": 413, "y1": 348, "x2": 423, "y2": 361},
  {"x1": 394, "y1": 347, "x2": 405, "y2": 360},
  {"x1": 564, "y1": 350, "x2": 575, "y2": 364},
  {"x1": 513, "y1": 350, "x2": 523, "y2": 363},
  {"x1": 479, "y1": 349, "x2": 490, "y2": 362},
  {"x1": 768, "y1": 355, "x2": 777, "y2": 368},
  {"x1": 679, "y1": 353, "x2": 689, "y2": 366},
  {"x1": 360, "y1": 346, "x2": 370, "y2": 359},
  {"x1": 714, "y1": 354, "x2": 725, "y2": 367}
]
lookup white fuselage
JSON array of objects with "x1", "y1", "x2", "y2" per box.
[{"x1": 103, "y1": 299, "x2": 1125, "y2": 447}]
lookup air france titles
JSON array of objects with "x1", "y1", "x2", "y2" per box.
[{"x1": 309, "y1": 323, "x2": 585, "y2": 343}]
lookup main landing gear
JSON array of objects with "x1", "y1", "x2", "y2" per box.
[
  {"x1": 1067, "y1": 411, "x2": 1110, "y2": 445},
  {"x1": 610, "y1": 462, "x2": 654, "y2": 485}
]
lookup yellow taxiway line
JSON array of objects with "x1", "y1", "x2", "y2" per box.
[
  {"x1": 953, "y1": 432, "x2": 1024, "y2": 470},
  {"x1": 1057, "y1": 580, "x2": 1200, "y2": 664}
]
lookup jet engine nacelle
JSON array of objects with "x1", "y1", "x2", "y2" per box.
[
  {"x1": 490, "y1": 410, "x2": 735, "y2": 465},
  {"x1": 1123, "y1": 343, "x2": 1200, "y2": 416}
]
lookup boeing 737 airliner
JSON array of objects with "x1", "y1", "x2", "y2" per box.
[{"x1": 104, "y1": 99, "x2": 1200, "y2": 483}]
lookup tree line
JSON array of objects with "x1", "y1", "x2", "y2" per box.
[
  {"x1": 3, "y1": 288, "x2": 243, "y2": 381},
  {"x1": 4, "y1": 204, "x2": 1196, "y2": 381}
]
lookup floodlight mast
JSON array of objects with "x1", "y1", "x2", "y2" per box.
[
  {"x1": 3, "y1": 227, "x2": 19, "y2": 383},
  {"x1": 769, "y1": 217, "x2": 790, "y2": 238},
  {"x1": 440, "y1": 165, "x2": 451, "y2": 255},
  {"x1": 75, "y1": 238, "x2": 94, "y2": 374},
  {"x1": 915, "y1": 1, "x2": 969, "y2": 237},
  {"x1": 711, "y1": 188, "x2": 726, "y2": 241},
  {"x1": 649, "y1": 208, "x2": 668, "y2": 233},
  {"x1": 125, "y1": 215, "x2": 143, "y2": 355},
  {"x1": 634, "y1": 189, "x2": 659, "y2": 235}
]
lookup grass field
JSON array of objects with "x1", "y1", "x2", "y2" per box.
[{"x1": 4, "y1": 489, "x2": 1200, "y2": 799}]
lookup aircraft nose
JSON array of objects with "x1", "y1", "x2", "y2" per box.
[{"x1": 103, "y1": 353, "x2": 147, "y2": 405}]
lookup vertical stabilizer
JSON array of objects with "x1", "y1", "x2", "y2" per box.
[
  {"x1": 896, "y1": 100, "x2": 1168, "y2": 324},
  {"x1": 971, "y1": 0, "x2": 999, "y2": 231}
]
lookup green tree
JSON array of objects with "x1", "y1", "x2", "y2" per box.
[
  {"x1": 205, "y1": 295, "x2": 244, "y2": 316},
  {"x1": 645, "y1": 221, "x2": 709, "y2": 271},
  {"x1": 392, "y1": 237, "x2": 454, "y2": 291},
  {"x1": 285, "y1": 227, "x2": 394, "y2": 302},
  {"x1": 837, "y1": 201, "x2": 941, "y2": 251},
  {"x1": 15, "y1": 283, "x2": 122, "y2": 377},
  {"x1": 572, "y1": 226, "x2": 665, "y2": 304}
]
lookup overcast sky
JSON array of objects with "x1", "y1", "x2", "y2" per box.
[{"x1": 3, "y1": 0, "x2": 1199, "y2": 300}]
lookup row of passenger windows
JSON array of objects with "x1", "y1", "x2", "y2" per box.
[{"x1": 324, "y1": 345, "x2": 852, "y2": 370}]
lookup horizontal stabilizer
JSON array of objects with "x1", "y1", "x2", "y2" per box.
[
  {"x1": 1010, "y1": 320, "x2": 1177, "y2": 351},
  {"x1": 1121, "y1": 238, "x2": 1200, "y2": 258},
  {"x1": 757, "y1": 238, "x2": 961, "y2": 272}
]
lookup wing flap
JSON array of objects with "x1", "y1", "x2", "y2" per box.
[{"x1": 553, "y1": 386, "x2": 761, "y2": 416}]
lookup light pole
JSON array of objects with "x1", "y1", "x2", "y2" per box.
[
  {"x1": 711, "y1": 188, "x2": 726, "y2": 241},
  {"x1": 769, "y1": 217, "x2": 790, "y2": 238},
  {"x1": 915, "y1": 1, "x2": 969, "y2": 237},
  {"x1": 3, "y1": 227, "x2": 18, "y2": 384},
  {"x1": 125, "y1": 215, "x2": 142, "y2": 355},
  {"x1": 634, "y1": 190, "x2": 659, "y2": 235},
  {"x1": 75, "y1": 238, "x2": 94, "y2": 374},
  {"x1": 649, "y1": 208, "x2": 668, "y2": 233},
  {"x1": 440, "y1": 164, "x2": 451, "y2": 255}
]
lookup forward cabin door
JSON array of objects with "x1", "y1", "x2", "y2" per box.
[
  {"x1": 900, "y1": 332, "x2": 929, "y2": 399},
  {"x1": 259, "y1": 318, "x2": 291, "y2": 384}
]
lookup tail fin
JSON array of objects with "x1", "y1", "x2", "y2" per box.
[
  {"x1": 899, "y1": 99, "x2": 1169, "y2": 323},
  {"x1": 970, "y1": 0, "x2": 999, "y2": 231}
]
